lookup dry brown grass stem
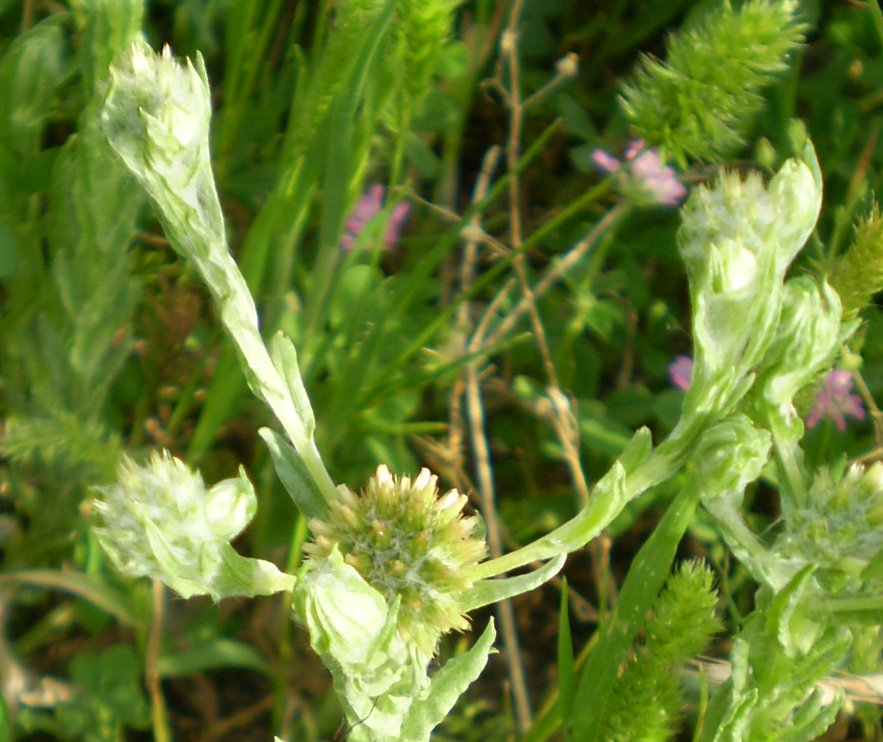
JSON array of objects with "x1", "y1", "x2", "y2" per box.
[{"x1": 454, "y1": 1, "x2": 631, "y2": 728}]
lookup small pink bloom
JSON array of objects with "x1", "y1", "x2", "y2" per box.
[
  {"x1": 591, "y1": 139, "x2": 687, "y2": 207},
  {"x1": 669, "y1": 355, "x2": 693, "y2": 391},
  {"x1": 806, "y1": 369, "x2": 866, "y2": 432},
  {"x1": 629, "y1": 149, "x2": 687, "y2": 206},
  {"x1": 384, "y1": 201, "x2": 411, "y2": 247},
  {"x1": 624, "y1": 139, "x2": 644, "y2": 160},
  {"x1": 591, "y1": 149, "x2": 622, "y2": 173},
  {"x1": 341, "y1": 184, "x2": 410, "y2": 252}
]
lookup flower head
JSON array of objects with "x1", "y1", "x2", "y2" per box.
[
  {"x1": 303, "y1": 465, "x2": 487, "y2": 658},
  {"x1": 592, "y1": 139, "x2": 687, "y2": 206},
  {"x1": 778, "y1": 462, "x2": 883, "y2": 590},
  {"x1": 92, "y1": 451, "x2": 294, "y2": 600},
  {"x1": 690, "y1": 415, "x2": 771, "y2": 500},
  {"x1": 675, "y1": 143, "x2": 823, "y2": 405},
  {"x1": 806, "y1": 369, "x2": 866, "y2": 432},
  {"x1": 101, "y1": 40, "x2": 221, "y2": 239}
]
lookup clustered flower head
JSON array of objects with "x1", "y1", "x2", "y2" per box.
[
  {"x1": 778, "y1": 462, "x2": 883, "y2": 588},
  {"x1": 592, "y1": 139, "x2": 687, "y2": 206},
  {"x1": 92, "y1": 451, "x2": 294, "y2": 600},
  {"x1": 92, "y1": 452, "x2": 250, "y2": 591},
  {"x1": 806, "y1": 369, "x2": 866, "y2": 432},
  {"x1": 304, "y1": 465, "x2": 487, "y2": 657},
  {"x1": 675, "y1": 145, "x2": 823, "y2": 405},
  {"x1": 340, "y1": 184, "x2": 411, "y2": 252},
  {"x1": 101, "y1": 39, "x2": 220, "y2": 234}
]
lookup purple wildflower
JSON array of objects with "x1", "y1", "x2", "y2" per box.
[
  {"x1": 592, "y1": 139, "x2": 687, "y2": 207},
  {"x1": 806, "y1": 369, "x2": 866, "y2": 432},
  {"x1": 384, "y1": 201, "x2": 411, "y2": 246},
  {"x1": 669, "y1": 355, "x2": 693, "y2": 391},
  {"x1": 340, "y1": 184, "x2": 411, "y2": 252}
]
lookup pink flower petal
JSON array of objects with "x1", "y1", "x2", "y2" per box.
[
  {"x1": 592, "y1": 149, "x2": 622, "y2": 173},
  {"x1": 805, "y1": 369, "x2": 866, "y2": 431},
  {"x1": 384, "y1": 202, "x2": 411, "y2": 247},
  {"x1": 669, "y1": 355, "x2": 693, "y2": 391}
]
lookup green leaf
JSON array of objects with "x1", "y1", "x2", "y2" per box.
[
  {"x1": 557, "y1": 580, "x2": 576, "y2": 725},
  {"x1": 468, "y1": 438, "x2": 641, "y2": 581},
  {"x1": 300, "y1": 0, "x2": 398, "y2": 352},
  {"x1": 460, "y1": 554, "x2": 565, "y2": 613},
  {"x1": 0, "y1": 688, "x2": 9, "y2": 742},
  {"x1": 0, "y1": 569, "x2": 137, "y2": 628},
  {"x1": 259, "y1": 427, "x2": 330, "y2": 519},
  {"x1": 70, "y1": 0, "x2": 144, "y2": 93},
  {"x1": 0, "y1": 218, "x2": 18, "y2": 278},
  {"x1": 400, "y1": 619, "x2": 497, "y2": 742},
  {"x1": 68, "y1": 644, "x2": 150, "y2": 731},
  {"x1": 269, "y1": 332, "x2": 316, "y2": 436},
  {"x1": 157, "y1": 637, "x2": 273, "y2": 677},
  {"x1": 0, "y1": 18, "x2": 67, "y2": 158}
]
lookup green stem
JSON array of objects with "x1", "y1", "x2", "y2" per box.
[
  {"x1": 285, "y1": 513, "x2": 310, "y2": 575},
  {"x1": 389, "y1": 104, "x2": 411, "y2": 188},
  {"x1": 766, "y1": 412, "x2": 808, "y2": 511},
  {"x1": 192, "y1": 242, "x2": 340, "y2": 504},
  {"x1": 470, "y1": 414, "x2": 703, "y2": 581},
  {"x1": 773, "y1": 434, "x2": 808, "y2": 507},
  {"x1": 822, "y1": 594, "x2": 883, "y2": 613},
  {"x1": 165, "y1": 351, "x2": 211, "y2": 435},
  {"x1": 702, "y1": 497, "x2": 788, "y2": 589},
  {"x1": 521, "y1": 180, "x2": 611, "y2": 252}
]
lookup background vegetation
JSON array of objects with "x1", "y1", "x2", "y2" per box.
[{"x1": 0, "y1": 0, "x2": 881, "y2": 739}]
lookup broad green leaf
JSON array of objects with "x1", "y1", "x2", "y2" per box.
[
  {"x1": 157, "y1": 637, "x2": 273, "y2": 677},
  {"x1": 0, "y1": 569, "x2": 137, "y2": 628}
]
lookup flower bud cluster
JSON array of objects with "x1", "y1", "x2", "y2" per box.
[
  {"x1": 688, "y1": 415, "x2": 771, "y2": 499},
  {"x1": 93, "y1": 452, "x2": 294, "y2": 600},
  {"x1": 776, "y1": 463, "x2": 883, "y2": 590},
  {"x1": 676, "y1": 144, "x2": 822, "y2": 404},
  {"x1": 752, "y1": 277, "x2": 845, "y2": 421},
  {"x1": 101, "y1": 39, "x2": 222, "y2": 247}
]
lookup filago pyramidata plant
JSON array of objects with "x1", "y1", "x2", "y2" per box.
[{"x1": 91, "y1": 25, "x2": 883, "y2": 741}]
